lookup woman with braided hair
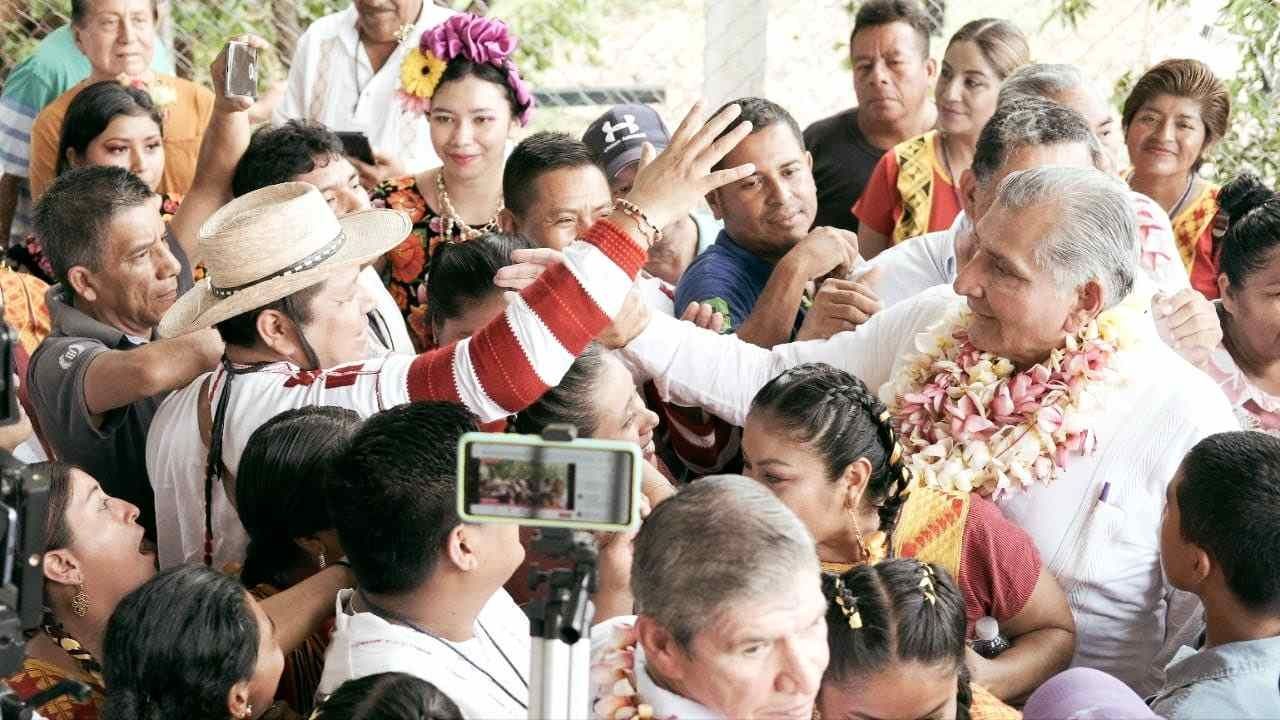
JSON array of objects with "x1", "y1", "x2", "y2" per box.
[
  {"x1": 820, "y1": 559, "x2": 1017, "y2": 720},
  {"x1": 743, "y1": 363, "x2": 1074, "y2": 701}
]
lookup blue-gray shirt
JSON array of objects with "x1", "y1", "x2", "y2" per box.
[
  {"x1": 1149, "y1": 635, "x2": 1280, "y2": 719},
  {"x1": 673, "y1": 230, "x2": 804, "y2": 334}
]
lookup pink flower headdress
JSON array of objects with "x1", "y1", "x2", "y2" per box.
[{"x1": 397, "y1": 13, "x2": 535, "y2": 125}]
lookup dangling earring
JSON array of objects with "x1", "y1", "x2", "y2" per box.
[
  {"x1": 849, "y1": 507, "x2": 888, "y2": 565},
  {"x1": 318, "y1": 550, "x2": 327, "y2": 570},
  {"x1": 72, "y1": 585, "x2": 89, "y2": 617},
  {"x1": 849, "y1": 509, "x2": 873, "y2": 561},
  {"x1": 241, "y1": 703, "x2": 253, "y2": 719}
]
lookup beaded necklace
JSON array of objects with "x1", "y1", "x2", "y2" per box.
[
  {"x1": 435, "y1": 171, "x2": 503, "y2": 243},
  {"x1": 42, "y1": 614, "x2": 104, "y2": 689}
]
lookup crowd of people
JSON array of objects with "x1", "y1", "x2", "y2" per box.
[{"x1": 0, "y1": 0, "x2": 1276, "y2": 717}]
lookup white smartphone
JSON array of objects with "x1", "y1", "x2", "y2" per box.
[
  {"x1": 456, "y1": 432, "x2": 642, "y2": 533},
  {"x1": 225, "y1": 41, "x2": 258, "y2": 102}
]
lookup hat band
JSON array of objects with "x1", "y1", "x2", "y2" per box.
[{"x1": 210, "y1": 231, "x2": 347, "y2": 299}]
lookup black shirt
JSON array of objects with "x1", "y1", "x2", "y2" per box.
[{"x1": 804, "y1": 107, "x2": 888, "y2": 233}]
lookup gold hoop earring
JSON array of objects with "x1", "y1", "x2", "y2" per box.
[{"x1": 72, "y1": 585, "x2": 89, "y2": 617}]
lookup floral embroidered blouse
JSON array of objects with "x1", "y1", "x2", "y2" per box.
[{"x1": 369, "y1": 175, "x2": 461, "y2": 351}]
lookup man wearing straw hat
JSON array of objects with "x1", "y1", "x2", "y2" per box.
[{"x1": 145, "y1": 101, "x2": 760, "y2": 571}]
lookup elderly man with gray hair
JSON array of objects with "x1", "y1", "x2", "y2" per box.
[
  {"x1": 590, "y1": 475, "x2": 828, "y2": 720},
  {"x1": 606, "y1": 165, "x2": 1239, "y2": 695}
]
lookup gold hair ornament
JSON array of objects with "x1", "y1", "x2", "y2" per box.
[
  {"x1": 918, "y1": 563, "x2": 938, "y2": 606},
  {"x1": 833, "y1": 576, "x2": 863, "y2": 630}
]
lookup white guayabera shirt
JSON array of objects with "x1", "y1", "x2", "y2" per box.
[
  {"x1": 275, "y1": 3, "x2": 455, "y2": 174},
  {"x1": 624, "y1": 284, "x2": 1238, "y2": 694}
]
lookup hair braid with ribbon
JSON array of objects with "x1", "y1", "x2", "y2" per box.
[
  {"x1": 829, "y1": 381, "x2": 914, "y2": 537},
  {"x1": 822, "y1": 560, "x2": 972, "y2": 720}
]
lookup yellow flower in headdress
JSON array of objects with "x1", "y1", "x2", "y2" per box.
[{"x1": 400, "y1": 48, "x2": 447, "y2": 100}]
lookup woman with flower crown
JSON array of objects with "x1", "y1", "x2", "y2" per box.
[
  {"x1": 373, "y1": 13, "x2": 535, "y2": 349},
  {"x1": 612, "y1": 165, "x2": 1239, "y2": 695},
  {"x1": 744, "y1": 363, "x2": 1074, "y2": 701}
]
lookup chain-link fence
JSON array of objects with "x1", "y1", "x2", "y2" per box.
[{"x1": 0, "y1": 0, "x2": 1254, "y2": 155}]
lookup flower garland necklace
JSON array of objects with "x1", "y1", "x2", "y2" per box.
[
  {"x1": 591, "y1": 621, "x2": 675, "y2": 720},
  {"x1": 435, "y1": 171, "x2": 503, "y2": 243},
  {"x1": 889, "y1": 307, "x2": 1136, "y2": 497}
]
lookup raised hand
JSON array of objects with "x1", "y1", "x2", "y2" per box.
[
  {"x1": 598, "y1": 288, "x2": 651, "y2": 350},
  {"x1": 790, "y1": 226, "x2": 862, "y2": 282},
  {"x1": 210, "y1": 35, "x2": 270, "y2": 114},
  {"x1": 1154, "y1": 288, "x2": 1222, "y2": 366},
  {"x1": 493, "y1": 247, "x2": 563, "y2": 291},
  {"x1": 623, "y1": 102, "x2": 757, "y2": 238}
]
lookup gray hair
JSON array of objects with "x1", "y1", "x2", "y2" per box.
[
  {"x1": 995, "y1": 166, "x2": 1137, "y2": 308},
  {"x1": 631, "y1": 475, "x2": 818, "y2": 648},
  {"x1": 971, "y1": 96, "x2": 1107, "y2": 185},
  {"x1": 998, "y1": 63, "x2": 1090, "y2": 107}
]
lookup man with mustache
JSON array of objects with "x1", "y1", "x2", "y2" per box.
[
  {"x1": 675, "y1": 97, "x2": 874, "y2": 349},
  {"x1": 804, "y1": 0, "x2": 938, "y2": 233},
  {"x1": 26, "y1": 165, "x2": 222, "y2": 539},
  {"x1": 276, "y1": 0, "x2": 455, "y2": 186}
]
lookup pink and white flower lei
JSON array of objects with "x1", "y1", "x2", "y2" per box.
[
  {"x1": 590, "y1": 621, "x2": 674, "y2": 720},
  {"x1": 889, "y1": 307, "x2": 1136, "y2": 497}
]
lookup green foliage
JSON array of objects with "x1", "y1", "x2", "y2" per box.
[
  {"x1": 1045, "y1": 0, "x2": 1189, "y2": 29},
  {"x1": 1210, "y1": 0, "x2": 1280, "y2": 186},
  {"x1": 1094, "y1": 0, "x2": 1279, "y2": 186},
  {"x1": 501, "y1": 0, "x2": 602, "y2": 78},
  {"x1": 171, "y1": 0, "x2": 348, "y2": 83},
  {"x1": 0, "y1": 1, "x2": 67, "y2": 83}
]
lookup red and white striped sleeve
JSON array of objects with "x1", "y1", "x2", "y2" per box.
[{"x1": 393, "y1": 219, "x2": 646, "y2": 422}]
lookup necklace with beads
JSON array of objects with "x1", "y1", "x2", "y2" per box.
[
  {"x1": 42, "y1": 615, "x2": 104, "y2": 689},
  {"x1": 435, "y1": 171, "x2": 503, "y2": 243}
]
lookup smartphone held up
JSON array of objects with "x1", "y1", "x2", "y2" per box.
[
  {"x1": 225, "y1": 40, "x2": 258, "y2": 102},
  {"x1": 456, "y1": 431, "x2": 642, "y2": 534}
]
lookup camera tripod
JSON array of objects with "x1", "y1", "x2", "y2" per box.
[{"x1": 525, "y1": 528, "x2": 598, "y2": 720}]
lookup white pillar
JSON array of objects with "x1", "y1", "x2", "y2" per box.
[{"x1": 703, "y1": 0, "x2": 769, "y2": 107}]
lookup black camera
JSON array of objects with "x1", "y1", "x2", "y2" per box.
[
  {"x1": 0, "y1": 303, "x2": 78, "y2": 719},
  {"x1": 0, "y1": 313, "x2": 47, "y2": 673}
]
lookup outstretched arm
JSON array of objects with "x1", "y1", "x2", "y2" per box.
[
  {"x1": 613, "y1": 283, "x2": 951, "y2": 427},
  {"x1": 401, "y1": 102, "x2": 760, "y2": 422},
  {"x1": 168, "y1": 36, "x2": 264, "y2": 261}
]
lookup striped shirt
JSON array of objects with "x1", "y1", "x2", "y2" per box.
[{"x1": 147, "y1": 219, "x2": 645, "y2": 569}]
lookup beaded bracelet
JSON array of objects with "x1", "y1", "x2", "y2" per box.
[{"x1": 612, "y1": 198, "x2": 664, "y2": 246}]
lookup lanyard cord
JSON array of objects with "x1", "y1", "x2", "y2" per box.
[{"x1": 357, "y1": 590, "x2": 529, "y2": 709}]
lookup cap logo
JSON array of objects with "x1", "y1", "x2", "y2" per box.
[{"x1": 602, "y1": 114, "x2": 644, "y2": 144}]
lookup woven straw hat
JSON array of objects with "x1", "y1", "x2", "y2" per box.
[{"x1": 158, "y1": 182, "x2": 410, "y2": 338}]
